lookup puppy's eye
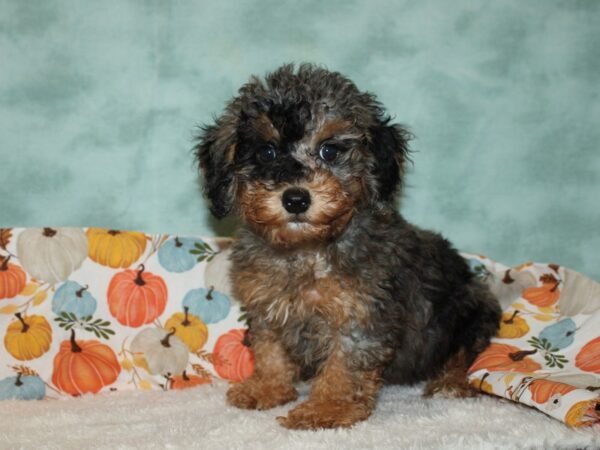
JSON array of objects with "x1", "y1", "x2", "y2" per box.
[
  {"x1": 318, "y1": 144, "x2": 338, "y2": 162},
  {"x1": 257, "y1": 145, "x2": 277, "y2": 163}
]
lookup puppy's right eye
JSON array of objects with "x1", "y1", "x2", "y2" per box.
[{"x1": 257, "y1": 145, "x2": 277, "y2": 163}]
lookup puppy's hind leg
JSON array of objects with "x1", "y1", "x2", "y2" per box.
[
  {"x1": 425, "y1": 281, "x2": 501, "y2": 398},
  {"x1": 423, "y1": 349, "x2": 479, "y2": 398}
]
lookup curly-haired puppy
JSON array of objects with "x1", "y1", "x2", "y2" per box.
[{"x1": 195, "y1": 64, "x2": 501, "y2": 430}]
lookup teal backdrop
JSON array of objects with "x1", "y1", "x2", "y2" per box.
[{"x1": 1, "y1": 1, "x2": 599, "y2": 279}]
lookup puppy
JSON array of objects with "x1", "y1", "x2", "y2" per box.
[{"x1": 195, "y1": 64, "x2": 501, "y2": 430}]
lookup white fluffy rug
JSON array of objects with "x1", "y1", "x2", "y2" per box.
[{"x1": 1, "y1": 383, "x2": 598, "y2": 449}]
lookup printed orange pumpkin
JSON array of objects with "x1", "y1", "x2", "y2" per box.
[
  {"x1": 4, "y1": 313, "x2": 52, "y2": 360},
  {"x1": 497, "y1": 311, "x2": 530, "y2": 339},
  {"x1": 575, "y1": 336, "x2": 600, "y2": 374},
  {"x1": 0, "y1": 255, "x2": 26, "y2": 300},
  {"x1": 528, "y1": 379, "x2": 575, "y2": 404},
  {"x1": 213, "y1": 329, "x2": 254, "y2": 382},
  {"x1": 468, "y1": 343, "x2": 541, "y2": 374},
  {"x1": 107, "y1": 265, "x2": 168, "y2": 327},
  {"x1": 522, "y1": 274, "x2": 561, "y2": 307},
  {"x1": 52, "y1": 330, "x2": 120, "y2": 395},
  {"x1": 170, "y1": 371, "x2": 211, "y2": 390},
  {"x1": 87, "y1": 228, "x2": 147, "y2": 268}
]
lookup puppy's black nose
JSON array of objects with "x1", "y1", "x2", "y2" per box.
[{"x1": 282, "y1": 188, "x2": 311, "y2": 214}]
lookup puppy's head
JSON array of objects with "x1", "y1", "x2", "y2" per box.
[{"x1": 196, "y1": 64, "x2": 410, "y2": 247}]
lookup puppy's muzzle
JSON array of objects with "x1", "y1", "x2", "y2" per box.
[{"x1": 282, "y1": 188, "x2": 311, "y2": 214}]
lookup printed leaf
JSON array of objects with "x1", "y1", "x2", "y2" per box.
[
  {"x1": 121, "y1": 358, "x2": 133, "y2": 372},
  {"x1": 133, "y1": 354, "x2": 150, "y2": 372},
  {"x1": 32, "y1": 290, "x2": 48, "y2": 306},
  {"x1": 19, "y1": 283, "x2": 39, "y2": 296},
  {"x1": 0, "y1": 304, "x2": 19, "y2": 314},
  {"x1": 138, "y1": 380, "x2": 152, "y2": 390}
]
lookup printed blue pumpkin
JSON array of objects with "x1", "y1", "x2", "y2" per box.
[
  {"x1": 182, "y1": 287, "x2": 230, "y2": 324},
  {"x1": 0, "y1": 374, "x2": 46, "y2": 400},
  {"x1": 539, "y1": 318, "x2": 577, "y2": 350},
  {"x1": 52, "y1": 281, "x2": 97, "y2": 319},
  {"x1": 158, "y1": 237, "x2": 199, "y2": 273}
]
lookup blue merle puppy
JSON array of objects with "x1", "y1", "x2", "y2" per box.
[{"x1": 195, "y1": 64, "x2": 501, "y2": 430}]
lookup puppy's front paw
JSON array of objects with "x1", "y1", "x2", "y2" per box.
[
  {"x1": 227, "y1": 381, "x2": 298, "y2": 410},
  {"x1": 277, "y1": 399, "x2": 370, "y2": 430}
]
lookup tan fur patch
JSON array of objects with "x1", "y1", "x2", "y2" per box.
[
  {"x1": 278, "y1": 348, "x2": 381, "y2": 429},
  {"x1": 423, "y1": 349, "x2": 479, "y2": 398},
  {"x1": 226, "y1": 332, "x2": 298, "y2": 410},
  {"x1": 232, "y1": 254, "x2": 371, "y2": 331},
  {"x1": 251, "y1": 113, "x2": 280, "y2": 142},
  {"x1": 236, "y1": 170, "x2": 355, "y2": 248},
  {"x1": 310, "y1": 119, "x2": 357, "y2": 147}
]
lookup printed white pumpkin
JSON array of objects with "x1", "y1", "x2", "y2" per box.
[
  {"x1": 559, "y1": 268, "x2": 600, "y2": 316},
  {"x1": 130, "y1": 328, "x2": 189, "y2": 376},
  {"x1": 16, "y1": 228, "x2": 88, "y2": 284},
  {"x1": 204, "y1": 248, "x2": 233, "y2": 296}
]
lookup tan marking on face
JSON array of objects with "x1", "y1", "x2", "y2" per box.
[
  {"x1": 237, "y1": 170, "x2": 355, "y2": 248},
  {"x1": 237, "y1": 182, "x2": 288, "y2": 228},
  {"x1": 310, "y1": 119, "x2": 363, "y2": 148},
  {"x1": 252, "y1": 113, "x2": 281, "y2": 143},
  {"x1": 304, "y1": 171, "x2": 354, "y2": 226}
]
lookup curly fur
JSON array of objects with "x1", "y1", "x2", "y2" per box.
[{"x1": 195, "y1": 63, "x2": 501, "y2": 430}]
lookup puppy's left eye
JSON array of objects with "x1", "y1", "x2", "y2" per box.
[
  {"x1": 257, "y1": 145, "x2": 277, "y2": 163},
  {"x1": 318, "y1": 144, "x2": 338, "y2": 162}
]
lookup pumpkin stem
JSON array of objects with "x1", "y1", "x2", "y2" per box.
[
  {"x1": 550, "y1": 280, "x2": 561, "y2": 293},
  {"x1": 134, "y1": 265, "x2": 146, "y2": 286},
  {"x1": 479, "y1": 372, "x2": 490, "y2": 390},
  {"x1": 206, "y1": 286, "x2": 214, "y2": 301},
  {"x1": 76, "y1": 285, "x2": 89, "y2": 298},
  {"x1": 182, "y1": 306, "x2": 191, "y2": 326},
  {"x1": 182, "y1": 370, "x2": 190, "y2": 381},
  {"x1": 43, "y1": 228, "x2": 57, "y2": 237},
  {"x1": 174, "y1": 237, "x2": 183, "y2": 248},
  {"x1": 15, "y1": 312, "x2": 30, "y2": 333},
  {"x1": 161, "y1": 327, "x2": 177, "y2": 348},
  {"x1": 503, "y1": 310, "x2": 520, "y2": 324},
  {"x1": 69, "y1": 329, "x2": 82, "y2": 353},
  {"x1": 508, "y1": 349, "x2": 537, "y2": 361},
  {"x1": 108, "y1": 230, "x2": 120, "y2": 236},
  {"x1": 0, "y1": 254, "x2": 10, "y2": 271},
  {"x1": 15, "y1": 373, "x2": 23, "y2": 387},
  {"x1": 502, "y1": 269, "x2": 514, "y2": 284}
]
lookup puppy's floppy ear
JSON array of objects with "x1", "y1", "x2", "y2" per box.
[
  {"x1": 195, "y1": 114, "x2": 238, "y2": 219},
  {"x1": 369, "y1": 120, "x2": 412, "y2": 202}
]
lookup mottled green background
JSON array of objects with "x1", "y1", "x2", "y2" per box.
[{"x1": 1, "y1": 0, "x2": 598, "y2": 279}]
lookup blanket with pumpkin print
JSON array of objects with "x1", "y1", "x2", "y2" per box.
[
  {"x1": 464, "y1": 253, "x2": 600, "y2": 427},
  {"x1": 0, "y1": 228, "x2": 248, "y2": 398},
  {"x1": 0, "y1": 228, "x2": 599, "y2": 428}
]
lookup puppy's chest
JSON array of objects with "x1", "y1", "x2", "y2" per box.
[{"x1": 233, "y1": 251, "x2": 369, "y2": 330}]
